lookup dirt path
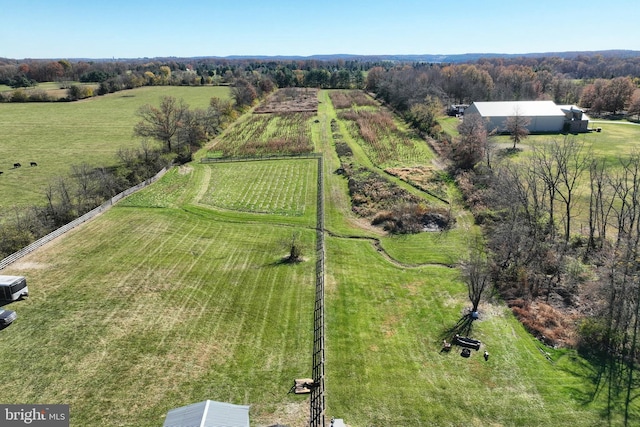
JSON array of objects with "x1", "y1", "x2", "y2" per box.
[{"x1": 326, "y1": 229, "x2": 455, "y2": 269}]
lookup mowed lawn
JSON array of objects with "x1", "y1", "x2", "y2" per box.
[
  {"x1": 0, "y1": 89, "x2": 637, "y2": 427},
  {"x1": 325, "y1": 236, "x2": 612, "y2": 426},
  {"x1": 0, "y1": 162, "x2": 317, "y2": 427},
  {"x1": 0, "y1": 86, "x2": 230, "y2": 210},
  {"x1": 492, "y1": 119, "x2": 640, "y2": 161}
]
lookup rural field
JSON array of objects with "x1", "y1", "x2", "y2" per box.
[
  {"x1": 488, "y1": 119, "x2": 640, "y2": 234},
  {"x1": 0, "y1": 85, "x2": 230, "y2": 210},
  {"x1": 0, "y1": 88, "x2": 637, "y2": 426}
]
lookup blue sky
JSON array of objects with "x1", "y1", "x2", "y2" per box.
[{"x1": 1, "y1": 0, "x2": 639, "y2": 59}]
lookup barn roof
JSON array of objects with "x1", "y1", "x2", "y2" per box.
[
  {"x1": 162, "y1": 400, "x2": 250, "y2": 427},
  {"x1": 470, "y1": 100, "x2": 566, "y2": 117}
]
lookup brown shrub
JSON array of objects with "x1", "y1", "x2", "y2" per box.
[{"x1": 509, "y1": 300, "x2": 576, "y2": 347}]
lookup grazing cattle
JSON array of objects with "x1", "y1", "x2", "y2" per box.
[
  {"x1": 0, "y1": 171, "x2": 3, "y2": 175},
  {"x1": 13, "y1": 163, "x2": 21, "y2": 168},
  {"x1": 30, "y1": 162, "x2": 37, "y2": 167}
]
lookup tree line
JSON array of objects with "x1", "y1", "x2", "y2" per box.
[{"x1": 3, "y1": 53, "x2": 640, "y2": 114}]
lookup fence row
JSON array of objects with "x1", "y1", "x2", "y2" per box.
[
  {"x1": 0, "y1": 166, "x2": 170, "y2": 271},
  {"x1": 310, "y1": 156, "x2": 326, "y2": 427},
  {"x1": 200, "y1": 152, "x2": 322, "y2": 163}
]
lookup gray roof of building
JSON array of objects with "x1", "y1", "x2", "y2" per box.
[
  {"x1": 163, "y1": 400, "x2": 250, "y2": 427},
  {"x1": 470, "y1": 101, "x2": 565, "y2": 117}
]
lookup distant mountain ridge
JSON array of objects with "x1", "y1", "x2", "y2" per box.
[
  {"x1": 213, "y1": 50, "x2": 640, "y2": 63},
  {"x1": 10, "y1": 49, "x2": 640, "y2": 62}
]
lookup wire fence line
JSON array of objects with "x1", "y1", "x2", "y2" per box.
[
  {"x1": 310, "y1": 155, "x2": 326, "y2": 427},
  {"x1": 0, "y1": 166, "x2": 170, "y2": 271},
  {"x1": 200, "y1": 152, "x2": 322, "y2": 163}
]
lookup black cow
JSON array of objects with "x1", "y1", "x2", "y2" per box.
[
  {"x1": 13, "y1": 163, "x2": 21, "y2": 168},
  {"x1": 30, "y1": 162, "x2": 37, "y2": 167}
]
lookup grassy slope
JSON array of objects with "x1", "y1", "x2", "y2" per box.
[
  {"x1": 325, "y1": 237, "x2": 605, "y2": 426},
  {"x1": 1, "y1": 162, "x2": 316, "y2": 427},
  {"x1": 0, "y1": 90, "x2": 635, "y2": 427},
  {"x1": 0, "y1": 86, "x2": 230, "y2": 210},
  {"x1": 439, "y1": 115, "x2": 461, "y2": 138}
]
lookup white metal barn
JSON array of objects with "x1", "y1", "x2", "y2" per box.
[
  {"x1": 162, "y1": 400, "x2": 250, "y2": 427},
  {"x1": 464, "y1": 100, "x2": 572, "y2": 133}
]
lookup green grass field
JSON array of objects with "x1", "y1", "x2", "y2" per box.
[
  {"x1": 438, "y1": 115, "x2": 462, "y2": 137},
  {"x1": 0, "y1": 89, "x2": 637, "y2": 426},
  {"x1": 325, "y1": 237, "x2": 608, "y2": 426},
  {"x1": 0, "y1": 82, "x2": 86, "y2": 95},
  {"x1": 199, "y1": 160, "x2": 317, "y2": 217},
  {"x1": 493, "y1": 120, "x2": 640, "y2": 154},
  {"x1": 2, "y1": 162, "x2": 317, "y2": 427},
  {"x1": 0, "y1": 86, "x2": 230, "y2": 210}
]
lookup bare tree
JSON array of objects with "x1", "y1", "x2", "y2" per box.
[
  {"x1": 504, "y1": 108, "x2": 531, "y2": 149},
  {"x1": 461, "y1": 239, "x2": 491, "y2": 314},
  {"x1": 281, "y1": 231, "x2": 304, "y2": 263},
  {"x1": 553, "y1": 137, "x2": 590, "y2": 242},
  {"x1": 452, "y1": 113, "x2": 487, "y2": 170},
  {"x1": 231, "y1": 78, "x2": 258, "y2": 108},
  {"x1": 611, "y1": 153, "x2": 640, "y2": 247},
  {"x1": 72, "y1": 163, "x2": 99, "y2": 213},
  {"x1": 532, "y1": 142, "x2": 562, "y2": 236},
  {"x1": 496, "y1": 161, "x2": 547, "y2": 231},
  {"x1": 587, "y1": 158, "x2": 615, "y2": 251},
  {"x1": 45, "y1": 177, "x2": 75, "y2": 227}
]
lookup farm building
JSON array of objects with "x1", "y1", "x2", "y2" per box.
[
  {"x1": 464, "y1": 100, "x2": 589, "y2": 133},
  {"x1": 162, "y1": 400, "x2": 250, "y2": 427}
]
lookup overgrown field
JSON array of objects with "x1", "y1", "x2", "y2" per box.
[
  {"x1": 331, "y1": 90, "x2": 434, "y2": 167},
  {"x1": 0, "y1": 85, "x2": 230, "y2": 210},
  {"x1": 254, "y1": 88, "x2": 319, "y2": 113},
  {"x1": 207, "y1": 112, "x2": 315, "y2": 157},
  {"x1": 0, "y1": 88, "x2": 635, "y2": 427}
]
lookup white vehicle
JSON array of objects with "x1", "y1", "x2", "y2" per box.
[
  {"x1": 0, "y1": 275, "x2": 28, "y2": 303},
  {"x1": 0, "y1": 307, "x2": 17, "y2": 327}
]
